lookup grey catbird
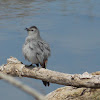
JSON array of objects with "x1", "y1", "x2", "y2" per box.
[{"x1": 22, "y1": 26, "x2": 51, "y2": 86}]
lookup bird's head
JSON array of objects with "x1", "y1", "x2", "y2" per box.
[{"x1": 25, "y1": 26, "x2": 40, "y2": 38}]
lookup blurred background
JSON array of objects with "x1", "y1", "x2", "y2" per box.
[{"x1": 0, "y1": 0, "x2": 100, "y2": 99}]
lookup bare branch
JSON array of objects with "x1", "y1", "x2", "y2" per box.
[
  {"x1": 0, "y1": 72, "x2": 45, "y2": 100},
  {"x1": 0, "y1": 57, "x2": 100, "y2": 88}
]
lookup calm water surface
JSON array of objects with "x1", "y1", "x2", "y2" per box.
[{"x1": 0, "y1": 0, "x2": 100, "y2": 100}]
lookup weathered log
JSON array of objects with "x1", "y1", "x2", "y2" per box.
[
  {"x1": 0, "y1": 57, "x2": 100, "y2": 88},
  {"x1": 46, "y1": 86, "x2": 100, "y2": 100}
]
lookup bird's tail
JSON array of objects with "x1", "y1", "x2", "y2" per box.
[
  {"x1": 42, "y1": 81, "x2": 50, "y2": 86},
  {"x1": 42, "y1": 60, "x2": 50, "y2": 86}
]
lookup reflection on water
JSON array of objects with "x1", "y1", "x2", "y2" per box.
[
  {"x1": 0, "y1": 0, "x2": 100, "y2": 100},
  {"x1": 0, "y1": 0, "x2": 100, "y2": 19}
]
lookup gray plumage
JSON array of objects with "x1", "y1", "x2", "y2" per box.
[{"x1": 22, "y1": 26, "x2": 51, "y2": 86}]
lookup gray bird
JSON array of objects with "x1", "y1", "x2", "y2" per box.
[{"x1": 22, "y1": 26, "x2": 51, "y2": 86}]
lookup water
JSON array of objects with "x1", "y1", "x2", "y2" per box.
[{"x1": 0, "y1": 0, "x2": 100, "y2": 99}]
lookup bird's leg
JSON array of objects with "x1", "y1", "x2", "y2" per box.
[
  {"x1": 30, "y1": 64, "x2": 33, "y2": 66},
  {"x1": 21, "y1": 62, "x2": 23, "y2": 64},
  {"x1": 25, "y1": 64, "x2": 33, "y2": 67},
  {"x1": 35, "y1": 63, "x2": 41, "y2": 71},
  {"x1": 28, "y1": 64, "x2": 33, "y2": 67},
  {"x1": 36, "y1": 64, "x2": 39, "y2": 67}
]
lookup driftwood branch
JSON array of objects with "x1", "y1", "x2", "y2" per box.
[
  {"x1": 0, "y1": 72, "x2": 45, "y2": 100},
  {"x1": 0, "y1": 57, "x2": 100, "y2": 88}
]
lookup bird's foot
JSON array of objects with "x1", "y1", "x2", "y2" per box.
[
  {"x1": 25, "y1": 64, "x2": 33, "y2": 67},
  {"x1": 21, "y1": 62, "x2": 23, "y2": 64},
  {"x1": 36, "y1": 64, "x2": 39, "y2": 67},
  {"x1": 34, "y1": 66, "x2": 42, "y2": 71},
  {"x1": 29, "y1": 64, "x2": 33, "y2": 66}
]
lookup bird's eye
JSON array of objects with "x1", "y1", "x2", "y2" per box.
[{"x1": 31, "y1": 30, "x2": 34, "y2": 31}]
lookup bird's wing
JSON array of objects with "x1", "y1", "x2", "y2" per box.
[
  {"x1": 29, "y1": 40, "x2": 50, "y2": 64},
  {"x1": 37, "y1": 40, "x2": 51, "y2": 57},
  {"x1": 37, "y1": 40, "x2": 51, "y2": 64}
]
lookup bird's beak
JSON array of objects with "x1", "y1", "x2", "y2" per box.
[{"x1": 25, "y1": 28, "x2": 30, "y2": 31}]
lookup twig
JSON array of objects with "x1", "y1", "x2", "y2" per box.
[{"x1": 0, "y1": 72, "x2": 45, "y2": 100}]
